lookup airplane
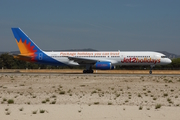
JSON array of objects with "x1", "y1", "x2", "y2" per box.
[{"x1": 11, "y1": 28, "x2": 172, "y2": 74}]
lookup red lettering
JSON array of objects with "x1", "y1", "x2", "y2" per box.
[{"x1": 121, "y1": 57, "x2": 161, "y2": 64}]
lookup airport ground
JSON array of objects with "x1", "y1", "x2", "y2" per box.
[
  {"x1": 0, "y1": 71, "x2": 180, "y2": 120},
  {"x1": 1, "y1": 69, "x2": 180, "y2": 74}
]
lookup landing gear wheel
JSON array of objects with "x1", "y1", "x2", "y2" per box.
[
  {"x1": 149, "y1": 65, "x2": 155, "y2": 75},
  {"x1": 83, "y1": 70, "x2": 94, "y2": 74},
  {"x1": 83, "y1": 70, "x2": 86, "y2": 73}
]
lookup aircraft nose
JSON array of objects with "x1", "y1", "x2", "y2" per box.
[{"x1": 167, "y1": 59, "x2": 172, "y2": 64}]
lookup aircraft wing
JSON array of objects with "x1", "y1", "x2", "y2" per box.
[{"x1": 68, "y1": 56, "x2": 98, "y2": 64}]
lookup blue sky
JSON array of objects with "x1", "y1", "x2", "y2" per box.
[{"x1": 0, "y1": 0, "x2": 180, "y2": 54}]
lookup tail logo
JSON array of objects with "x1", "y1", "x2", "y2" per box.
[
  {"x1": 16, "y1": 38, "x2": 37, "y2": 61},
  {"x1": 16, "y1": 39, "x2": 37, "y2": 54},
  {"x1": 12, "y1": 28, "x2": 42, "y2": 61}
]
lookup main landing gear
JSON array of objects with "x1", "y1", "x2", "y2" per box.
[
  {"x1": 149, "y1": 65, "x2": 155, "y2": 74},
  {"x1": 83, "y1": 69, "x2": 94, "y2": 73},
  {"x1": 83, "y1": 65, "x2": 94, "y2": 73}
]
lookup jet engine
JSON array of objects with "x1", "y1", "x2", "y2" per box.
[{"x1": 93, "y1": 62, "x2": 115, "y2": 70}]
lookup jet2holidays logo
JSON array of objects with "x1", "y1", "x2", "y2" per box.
[{"x1": 121, "y1": 57, "x2": 160, "y2": 64}]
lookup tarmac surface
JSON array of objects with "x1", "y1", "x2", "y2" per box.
[{"x1": 1, "y1": 72, "x2": 180, "y2": 77}]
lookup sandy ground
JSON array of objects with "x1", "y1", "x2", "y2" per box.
[{"x1": 0, "y1": 73, "x2": 180, "y2": 120}]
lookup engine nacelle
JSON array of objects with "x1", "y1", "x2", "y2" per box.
[{"x1": 93, "y1": 62, "x2": 115, "y2": 70}]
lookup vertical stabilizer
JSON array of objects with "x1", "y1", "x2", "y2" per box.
[{"x1": 11, "y1": 28, "x2": 42, "y2": 55}]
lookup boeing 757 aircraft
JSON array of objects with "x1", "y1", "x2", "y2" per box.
[{"x1": 11, "y1": 28, "x2": 172, "y2": 74}]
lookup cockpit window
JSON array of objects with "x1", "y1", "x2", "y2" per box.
[{"x1": 161, "y1": 56, "x2": 167, "y2": 58}]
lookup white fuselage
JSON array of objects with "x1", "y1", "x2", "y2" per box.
[{"x1": 44, "y1": 51, "x2": 171, "y2": 66}]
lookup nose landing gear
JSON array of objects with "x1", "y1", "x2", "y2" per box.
[{"x1": 149, "y1": 65, "x2": 155, "y2": 74}]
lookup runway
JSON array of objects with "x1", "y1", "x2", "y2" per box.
[
  {"x1": 1, "y1": 69, "x2": 180, "y2": 75},
  {"x1": 1, "y1": 72, "x2": 180, "y2": 77}
]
